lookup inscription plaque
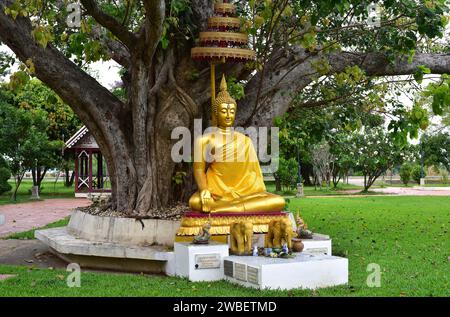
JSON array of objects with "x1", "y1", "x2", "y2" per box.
[
  {"x1": 234, "y1": 263, "x2": 247, "y2": 281},
  {"x1": 305, "y1": 247, "x2": 329, "y2": 255},
  {"x1": 194, "y1": 253, "x2": 221, "y2": 269},
  {"x1": 224, "y1": 260, "x2": 234, "y2": 277},
  {"x1": 247, "y1": 266, "x2": 259, "y2": 285}
]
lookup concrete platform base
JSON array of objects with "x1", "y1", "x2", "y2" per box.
[
  {"x1": 224, "y1": 253, "x2": 348, "y2": 290},
  {"x1": 302, "y1": 233, "x2": 332, "y2": 255},
  {"x1": 68, "y1": 210, "x2": 180, "y2": 247},
  {"x1": 174, "y1": 242, "x2": 229, "y2": 282},
  {"x1": 35, "y1": 227, "x2": 176, "y2": 275}
]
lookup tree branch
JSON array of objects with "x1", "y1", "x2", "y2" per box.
[
  {"x1": 90, "y1": 25, "x2": 131, "y2": 68},
  {"x1": 190, "y1": 0, "x2": 214, "y2": 31},
  {"x1": 0, "y1": 2, "x2": 126, "y2": 152},
  {"x1": 329, "y1": 52, "x2": 450, "y2": 76},
  {"x1": 80, "y1": 0, "x2": 136, "y2": 48},
  {"x1": 139, "y1": 0, "x2": 165, "y2": 63},
  {"x1": 238, "y1": 47, "x2": 450, "y2": 127}
]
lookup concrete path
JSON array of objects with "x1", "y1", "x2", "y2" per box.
[
  {"x1": 370, "y1": 186, "x2": 450, "y2": 196},
  {"x1": 286, "y1": 186, "x2": 450, "y2": 198},
  {"x1": 0, "y1": 199, "x2": 91, "y2": 238},
  {"x1": 0, "y1": 239, "x2": 67, "y2": 269}
]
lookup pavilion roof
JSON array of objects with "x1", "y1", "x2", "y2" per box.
[{"x1": 65, "y1": 125, "x2": 90, "y2": 149}]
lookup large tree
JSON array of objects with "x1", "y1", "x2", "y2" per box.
[{"x1": 0, "y1": 0, "x2": 448, "y2": 213}]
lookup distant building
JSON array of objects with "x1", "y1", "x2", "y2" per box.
[{"x1": 65, "y1": 126, "x2": 111, "y2": 198}]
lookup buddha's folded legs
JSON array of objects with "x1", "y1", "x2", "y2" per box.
[{"x1": 189, "y1": 191, "x2": 285, "y2": 213}]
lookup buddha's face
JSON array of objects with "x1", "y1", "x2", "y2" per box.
[{"x1": 216, "y1": 103, "x2": 236, "y2": 128}]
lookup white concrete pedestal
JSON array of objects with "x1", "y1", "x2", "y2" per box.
[
  {"x1": 224, "y1": 253, "x2": 348, "y2": 290},
  {"x1": 420, "y1": 177, "x2": 426, "y2": 186},
  {"x1": 174, "y1": 242, "x2": 229, "y2": 282},
  {"x1": 302, "y1": 233, "x2": 332, "y2": 255}
]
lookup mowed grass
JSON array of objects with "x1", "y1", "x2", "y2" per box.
[
  {"x1": 3, "y1": 217, "x2": 70, "y2": 240},
  {"x1": 0, "y1": 180, "x2": 74, "y2": 205},
  {"x1": 0, "y1": 196, "x2": 448, "y2": 297},
  {"x1": 266, "y1": 182, "x2": 373, "y2": 196}
]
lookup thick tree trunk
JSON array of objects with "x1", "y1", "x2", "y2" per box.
[{"x1": 105, "y1": 47, "x2": 207, "y2": 213}]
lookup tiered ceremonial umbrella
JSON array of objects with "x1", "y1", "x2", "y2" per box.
[{"x1": 191, "y1": 0, "x2": 256, "y2": 110}]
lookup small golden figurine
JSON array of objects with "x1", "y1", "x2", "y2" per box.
[
  {"x1": 229, "y1": 221, "x2": 253, "y2": 255},
  {"x1": 192, "y1": 222, "x2": 211, "y2": 244},
  {"x1": 264, "y1": 218, "x2": 295, "y2": 249},
  {"x1": 296, "y1": 214, "x2": 313, "y2": 239}
]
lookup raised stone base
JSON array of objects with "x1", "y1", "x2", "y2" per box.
[
  {"x1": 52, "y1": 251, "x2": 169, "y2": 274},
  {"x1": 224, "y1": 253, "x2": 348, "y2": 290},
  {"x1": 68, "y1": 210, "x2": 180, "y2": 247},
  {"x1": 36, "y1": 227, "x2": 176, "y2": 275}
]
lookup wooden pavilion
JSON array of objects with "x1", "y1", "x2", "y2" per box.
[{"x1": 65, "y1": 126, "x2": 111, "y2": 198}]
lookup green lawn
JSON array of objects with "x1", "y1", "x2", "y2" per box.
[
  {"x1": 266, "y1": 182, "x2": 375, "y2": 196},
  {"x1": 3, "y1": 217, "x2": 70, "y2": 240},
  {"x1": 0, "y1": 180, "x2": 74, "y2": 205},
  {"x1": 0, "y1": 196, "x2": 448, "y2": 296}
]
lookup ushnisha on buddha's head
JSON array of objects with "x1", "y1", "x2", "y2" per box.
[{"x1": 212, "y1": 75, "x2": 237, "y2": 128}]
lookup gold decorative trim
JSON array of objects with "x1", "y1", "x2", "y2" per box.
[
  {"x1": 214, "y1": 3, "x2": 236, "y2": 14},
  {"x1": 191, "y1": 47, "x2": 256, "y2": 60},
  {"x1": 176, "y1": 213, "x2": 291, "y2": 236},
  {"x1": 177, "y1": 224, "x2": 269, "y2": 236},
  {"x1": 199, "y1": 32, "x2": 248, "y2": 44},
  {"x1": 207, "y1": 17, "x2": 241, "y2": 29}
]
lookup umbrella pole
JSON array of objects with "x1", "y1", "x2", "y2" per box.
[{"x1": 211, "y1": 61, "x2": 216, "y2": 106}]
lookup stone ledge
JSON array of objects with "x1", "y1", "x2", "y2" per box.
[
  {"x1": 35, "y1": 227, "x2": 174, "y2": 261},
  {"x1": 67, "y1": 210, "x2": 181, "y2": 247}
]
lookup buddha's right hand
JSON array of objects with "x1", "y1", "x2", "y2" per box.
[{"x1": 200, "y1": 189, "x2": 212, "y2": 213}]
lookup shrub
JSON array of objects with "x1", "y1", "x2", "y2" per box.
[
  {"x1": 411, "y1": 165, "x2": 426, "y2": 184},
  {"x1": 439, "y1": 168, "x2": 448, "y2": 184},
  {"x1": 399, "y1": 163, "x2": 412, "y2": 186},
  {"x1": 0, "y1": 167, "x2": 12, "y2": 195},
  {"x1": 274, "y1": 157, "x2": 298, "y2": 192}
]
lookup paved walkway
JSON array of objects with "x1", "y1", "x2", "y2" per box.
[
  {"x1": 371, "y1": 186, "x2": 450, "y2": 196},
  {"x1": 0, "y1": 239, "x2": 67, "y2": 269},
  {"x1": 0, "y1": 199, "x2": 91, "y2": 238},
  {"x1": 286, "y1": 186, "x2": 450, "y2": 198}
]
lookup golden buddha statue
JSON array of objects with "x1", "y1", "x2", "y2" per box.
[{"x1": 189, "y1": 75, "x2": 285, "y2": 213}]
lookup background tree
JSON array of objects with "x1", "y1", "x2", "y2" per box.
[
  {"x1": 350, "y1": 128, "x2": 409, "y2": 192},
  {"x1": 0, "y1": 155, "x2": 11, "y2": 194},
  {"x1": 273, "y1": 157, "x2": 297, "y2": 192},
  {"x1": 399, "y1": 162, "x2": 413, "y2": 186},
  {"x1": 411, "y1": 163, "x2": 427, "y2": 184},
  {"x1": 276, "y1": 94, "x2": 384, "y2": 186},
  {"x1": 0, "y1": 80, "x2": 80, "y2": 190},
  {"x1": 421, "y1": 132, "x2": 450, "y2": 172},
  {"x1": 328, "y1": 132, "x2": 354, "y2": 188},
  {"x1": 311, "y1": 141, "x2": 333, "y2": 189},
  {"x1": 0, "y1": 0, "x2": 449, "y2": 213},
  {"x1": 0, "y1": 102, "x2": 62, "y2": 199}
]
